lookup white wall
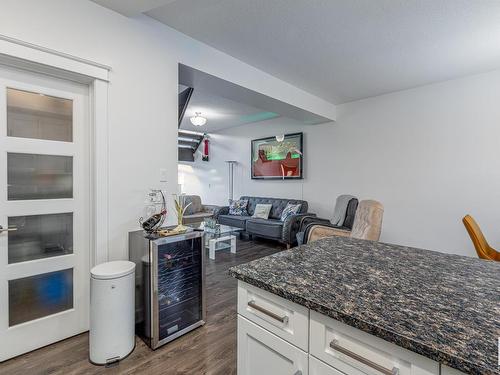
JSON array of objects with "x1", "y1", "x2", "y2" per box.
[
  {"x1": 181, "y1": 70, "x2": 500, "y2": 257},
  {"x1": 0, "y1": 0, "x2": 335, "y2": 261}
]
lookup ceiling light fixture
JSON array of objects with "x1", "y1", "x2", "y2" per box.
[
  {"x1": 275, "y1": 135, "x2": 285, "y2": 142},
  {"x1": 190, "y1": 112, "x2": 207, "y2": 126}
]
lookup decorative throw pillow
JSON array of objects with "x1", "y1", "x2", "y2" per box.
[
  {"x1": 252, "y1": 204, "x2": 273, "y2": 219},
  {"x1": 229, "y1": 199, "x2": 248, "y2": 216},
  {"x1": 280, "y1": 203, "x2": 302, "y2": 221}
]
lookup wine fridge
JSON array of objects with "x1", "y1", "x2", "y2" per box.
[{"x1": 129, "y1": 229, "x2": 205, "y2": 349}]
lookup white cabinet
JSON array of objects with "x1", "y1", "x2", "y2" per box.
[
  {"x1": 237, "y1": 282, "x2": 441, "y2": 375},
  {"x1": 309, "y1": 356, "x2": 344, "y2": 375},
  {"x1": 238, "y1": 315, "x2": 308, "y2": 375}
]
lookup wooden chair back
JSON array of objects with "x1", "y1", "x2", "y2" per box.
[{"x1": 462, "y1": 215, "x2": 500, "y2": 261}]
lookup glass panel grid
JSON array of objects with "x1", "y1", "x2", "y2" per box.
[
  {"x1": 8, "y1": 268, "x2": 73, "y2": 327},
  {"x1": 8, "y1": 213, "x2": 73, "y2": 264},
  {"x1": 7, "y1": 153, "x2": 73, "y2": 200},
  {"x1": 7, "y1": 87, "x2": 73, "y2": 142}
]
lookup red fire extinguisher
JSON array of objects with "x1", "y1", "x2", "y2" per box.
[{"x1": 202, "y1": 135, "x2": 209, "y2": 161}]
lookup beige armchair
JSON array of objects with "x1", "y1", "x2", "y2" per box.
[{"x1": 305, "y1": 200, "x2": 384, "y2": 243}]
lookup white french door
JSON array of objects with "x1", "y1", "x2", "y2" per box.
[{"x1": 0, "y1": 66, "x2": 90, "y2": 361}]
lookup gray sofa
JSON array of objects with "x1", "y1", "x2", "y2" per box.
[
  {"x1": 181, "y1": 195, "x2": 222, "y2": 225},
  {"x1": 217, "y1": 196, "x2": 313, "y2": 248}
]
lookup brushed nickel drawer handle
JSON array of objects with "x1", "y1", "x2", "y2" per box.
[
  {"x1": 330, "y1": 340, "x2": 399, "y2": 375},
  {"x1": 248, "y1": 300, "x2": 289, "y2": 323}
]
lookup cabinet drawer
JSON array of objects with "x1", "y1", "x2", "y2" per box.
[
  {"x1": 310, "y1": 311, "x2": 439, "y2": 375},
  {"x1": 238, "y1": 315, "x2": 308, "y2": 375},
  {"x1": 238, "y1": 281, "x2": 309, "y2": 350},
  {"x1": 309, "y1": 355, "x2": 345, "y2": 375}
]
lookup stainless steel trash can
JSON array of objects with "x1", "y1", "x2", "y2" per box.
[{"x1": 90, "y1": 261, "x2": 136, "y2": 365}]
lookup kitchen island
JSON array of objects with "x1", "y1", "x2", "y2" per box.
[{"x1": 229, "y1": 236, "x2": 500, "y2": 375}]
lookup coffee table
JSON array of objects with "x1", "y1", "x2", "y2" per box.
[{"x1": 189, "y1": 223, "x2": 243, "y2": 260}]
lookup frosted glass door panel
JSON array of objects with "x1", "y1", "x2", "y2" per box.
[
  {"x1": 8, "y1": 268, "x2": 74, "y2": 327},
  {"x1": 7, "y1": 153, "x2": 73, "y2": 200},
  {"x1": 7, "y1": 88, "x2": 73, "y2": 142},
  {"x1": 8, "y1": 213, "x2": 73, "y2": 264}
]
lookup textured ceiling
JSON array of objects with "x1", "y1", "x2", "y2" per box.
[{"x1": 147, "y1": 0, "x2": 500, "y2": 104}]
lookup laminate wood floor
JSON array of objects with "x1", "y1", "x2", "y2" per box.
[{"x1": 0, "y1": 239, "x2": 283, "y2": 375}]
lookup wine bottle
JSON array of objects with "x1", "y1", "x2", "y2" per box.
[{"x1": 142, "y1": 210, "x2": 166, "y2": 232}]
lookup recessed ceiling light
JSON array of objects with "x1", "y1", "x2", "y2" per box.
[{"x1": 190, "y1": 112, "x2": 207, "y2": 126}]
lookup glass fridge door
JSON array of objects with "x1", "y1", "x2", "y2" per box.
[{"x1": 154, "y1": 234, "x2": 204, "y2": 345}]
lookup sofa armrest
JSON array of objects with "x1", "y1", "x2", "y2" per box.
[
  {"x1": 282, "y1": 213, "x2": 316, "y2": 246},
  {"x1": 215, "y1": 206, "x2": 229, "y2": 220},
  {"x1": 298, "y1": 215, "x2": 331, "y2": 232},
  {"x1": 305, "y1": 223, "x2": 351, "y2": 244}
]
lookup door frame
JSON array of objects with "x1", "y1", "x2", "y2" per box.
[{"x1": 0, "y1": 33, "x2": 111, "y2": 267}]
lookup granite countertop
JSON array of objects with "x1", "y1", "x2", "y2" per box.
[{"x1": 229, "y1": 236, "x2": 500, "y2": 375}]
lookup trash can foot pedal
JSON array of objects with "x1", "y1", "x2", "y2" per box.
[{"x1": 105, "y1": 356, "x2": 120, "y2": 368}]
